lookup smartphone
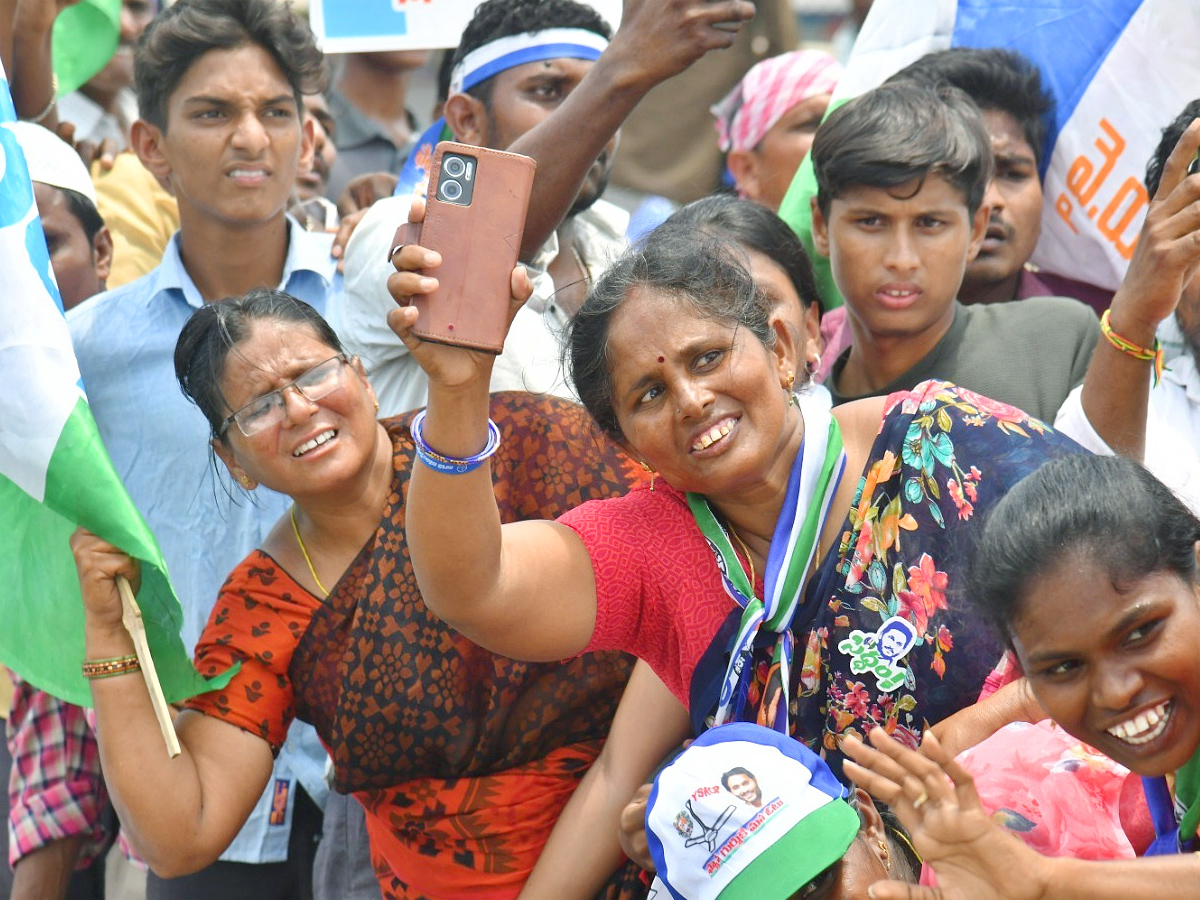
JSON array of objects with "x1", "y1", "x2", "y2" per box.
[{"x1": 393, "y1": 141, "x2": 537, "y2": 354}]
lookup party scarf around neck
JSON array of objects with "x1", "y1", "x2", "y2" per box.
[{"x1": 686, "y1": 390, "x2": 846, "y2": 733}]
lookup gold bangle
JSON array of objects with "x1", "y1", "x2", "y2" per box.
[{"x1": 82, "y1": 654, "x2": 141, "y2": 679}]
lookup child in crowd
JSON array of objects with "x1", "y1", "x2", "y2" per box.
[{"x1": 809, "y1": 80, "x2": 1099, "y2": 420}]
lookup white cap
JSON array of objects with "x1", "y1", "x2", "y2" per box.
[{"x1": 5, "y1": 121, "x2": 97, "y2": 205}]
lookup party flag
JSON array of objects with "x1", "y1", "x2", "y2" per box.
[
  {"x1": 0, "y1": 66, "x2": 232, "y2": 707},
  {"x1": 778, "y1": 0, "x2": 1200, "y2": 309}
]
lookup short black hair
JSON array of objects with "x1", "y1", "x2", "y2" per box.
[
  {"x1": 1145, "y1": 98, "x2": 1200, "y2": 197},
  {"x1": 135, "y1": 0, "x2": 326, "y2": 131},
  {"x1": 890, "y1": 47, "x2": 1053, "y2": 168},
  {"x1": 60, "y1": 187, "x2": 105, "y2": 244},
  {"x1": 175, "y1": 288, "x2": 345, "y2": 443},
  {"x1": 451, "y1": 0, "x2": 611, "y2": 107},
  {"x1": 969, "y1": 454, "x2": 1200, "y2": 644},
  {"x1": 812, "y1": 81, "x2": 994, "y2": 217}
]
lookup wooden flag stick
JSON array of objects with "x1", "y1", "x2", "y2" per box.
[{"x1": 116, "y1": 575, "x2": 181, "y2": 758}]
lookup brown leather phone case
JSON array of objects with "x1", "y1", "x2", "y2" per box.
[{"x1": 390, "y1": 142, "x2": 536, "y2": 354}]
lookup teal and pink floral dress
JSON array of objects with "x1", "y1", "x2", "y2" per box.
[{"x1": 567, "y1": 381, "x2": 1085, "y2": 762}]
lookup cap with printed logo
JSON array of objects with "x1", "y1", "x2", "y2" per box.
[{"x1": 645, "y1": 723, "x2": 860, "y2": 900}]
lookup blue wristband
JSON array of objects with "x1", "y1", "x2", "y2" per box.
[{"x1": 410, "y1": 409, "x2": 501, "y2": 474}]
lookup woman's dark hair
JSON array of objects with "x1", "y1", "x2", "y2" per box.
[
  {"x1": 812, "y1": 80, "x2": 994, "y2": 218},
  {"x1": 970, "y1": 454, "x2": 1200, "y2": 641},
  {"x1": 568, "y1": 227, "x2": 773, "y2": 442},
  {"x1": 174, "y1": 288, "x2": 344, "y2": 443},
  {"x1": 135, "y1": 0, "x2": 326, "y2": 131},
  {"x1": 651, "y1": 195, "x2": 825, "y2": 313}
]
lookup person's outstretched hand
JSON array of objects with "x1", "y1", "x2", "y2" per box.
[
  {"x1": 385, "y1": 197, "x2": 533, "y2": 390},
  {"x1": 1109, "y1": 117, "x2": 1200, "y2": 340},
  {"x1": 607, "y1": 0, "x2": 757, "y2": 91},
  {"x1": 842, "y1": 728, "x2": 1050, "y2": 900}
]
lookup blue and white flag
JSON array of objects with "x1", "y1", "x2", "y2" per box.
[
  {"x1": 779, "y1": 0, "x2": 1200, "y2": 305},
  {"x1": 0, "y1": 66, "x2": 231, "y2": 706}
]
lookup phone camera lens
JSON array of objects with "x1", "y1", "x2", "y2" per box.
[
  {"x1": 440, "y1": 178, "x2": 463, "y2": 201},
  {"x1": 443, "y1": 156, "x2": 467, "y2": 178}
]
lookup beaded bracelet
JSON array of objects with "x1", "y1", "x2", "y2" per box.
[
  {"x1": 410, "y1": 409, "x2": 502, "y2": 474},
  {"x1": 82, "y1": 654, "x2": 141, "y2": 680},
  {"x1": 1100, "y1": 309, "x2": 1166, "y2": 386}
]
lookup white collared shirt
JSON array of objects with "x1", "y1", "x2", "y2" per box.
[
  {"x1": 334, "y1": 194, "x2": 628, "y2": 416},
  {"x1": 1054, "y1": 351, "x2": 1200, "y2": 515}
]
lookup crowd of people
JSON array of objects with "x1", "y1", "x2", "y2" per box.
[{"x1": 2, "y1": 0, "x2": 1200, "y2": 899}]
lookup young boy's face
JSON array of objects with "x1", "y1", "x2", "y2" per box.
[
  {"x1": 140, "y1": 43, "x2": 313, "y2": 230},
  {"x1": 812, "y1": 174, "x2": 988, "y2": 342}
]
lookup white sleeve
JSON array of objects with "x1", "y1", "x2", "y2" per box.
[
  {"x1": 334, "y1": 197, "x2": 429, "y2": 417},
  {"x1": 1052, "y1": 384, "x2": 1114, "y2": 455}
]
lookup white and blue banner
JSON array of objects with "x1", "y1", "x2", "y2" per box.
[
  {"x1": 308, "y1": 0, "x2": 622, "y2": 54},
  {"x1": 780, "y1": 0, "x2": 1200, "y2": 301}
]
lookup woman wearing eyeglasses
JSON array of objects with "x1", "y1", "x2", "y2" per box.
[{"x1": 68, "y1": 288, "x2": 652, "y2": 900}]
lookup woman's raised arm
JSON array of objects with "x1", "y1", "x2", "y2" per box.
[
  {"x1": 519, "y1": 661, "x2": 691, "y2": 897},
  {"x1": 71, "y1": 530, "x2": 274, "y2": 877},
  {"x1": 387, "y1": 226, "x2": 603, "y2": 661}
]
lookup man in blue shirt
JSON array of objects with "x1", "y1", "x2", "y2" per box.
[{"x1": 67, "y1": 1, "x2": 342, "y2": 896}]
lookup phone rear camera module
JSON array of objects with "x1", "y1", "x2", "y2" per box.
[{"x1": 436, "y1": 152, "x2": 476, "y2": 206}]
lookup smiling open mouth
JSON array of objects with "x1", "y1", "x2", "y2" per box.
[
  {"x1": 693, "y1": 420, "x2": 734, "y2": 452},
  {"x1": 1107, "y1": 700, "x2": 1172, "y2": 746},
  {"x1": 294, "y1": 429, "x2": 336, "y2": 457}
]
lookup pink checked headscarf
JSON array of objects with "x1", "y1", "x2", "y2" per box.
[{"x1": 712, "y1": 50, "x2": 843, "y2": 153}]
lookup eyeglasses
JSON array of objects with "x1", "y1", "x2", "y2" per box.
[{"x1": 220, "y1": 355, "x2": 348, "y2": 437}]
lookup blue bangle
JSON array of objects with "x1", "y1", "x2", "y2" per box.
[{"x1": 410, "y1": 409, "x2": 501, "y2": 474}]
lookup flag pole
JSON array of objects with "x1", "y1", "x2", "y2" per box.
[{"x1": 116, "y1": 575, "x2": 181, "y2": 758}]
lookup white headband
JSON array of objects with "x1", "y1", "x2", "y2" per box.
[{"x1": 449, "y1": 28, "x2": 610, "y2": 95}]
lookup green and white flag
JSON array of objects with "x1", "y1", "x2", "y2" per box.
[{"x1": 0, "y1": 67, "x2": 231, "y2": 706}]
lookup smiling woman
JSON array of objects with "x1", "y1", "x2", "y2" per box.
[
  {"x1": 839, "y1": 454, "x2": 1200, "y2": 900},
  {"x1": 70, "y1": 289, "x2": 651, "y2": 898},
  {"x1": 396, "y1": 209, "x2": 1086, "y2": 780}
]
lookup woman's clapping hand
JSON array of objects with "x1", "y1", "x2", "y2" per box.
[{"x1": 842, "y1": 727, "x2": 1049, "y2": 900}]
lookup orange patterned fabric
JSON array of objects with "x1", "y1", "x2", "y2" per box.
[{"x1": 187, "y1": 393, "x2": 649, "y2": 900}]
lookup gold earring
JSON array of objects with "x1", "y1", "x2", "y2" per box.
[
  {"x1": 640, "y1": 460, "x2": 656, "y2": 493},
  {"x1": 237, "y1": 473, "x2": 253, "y2": 489},
  {"x1": 878, "y1": 840, "x2": 890, "y2": 871},
  {"x1": 374, "y1": 399, "x2": 380, "y2": 415}
]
